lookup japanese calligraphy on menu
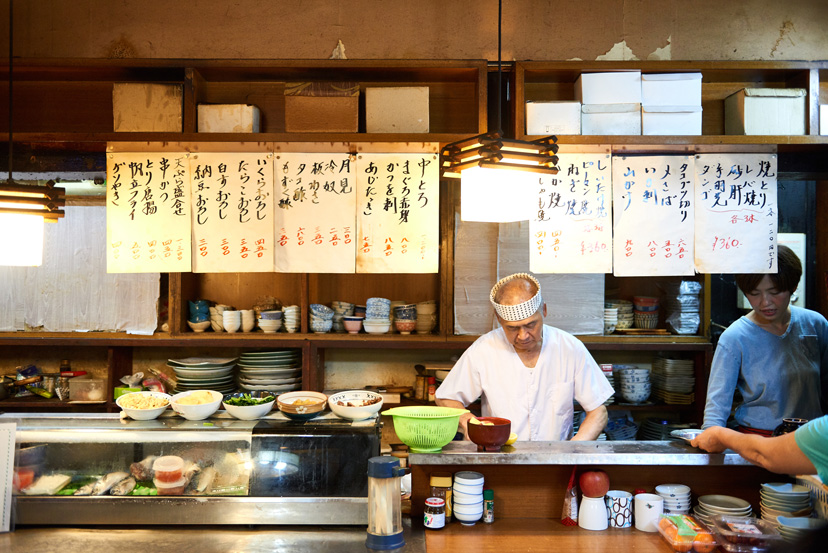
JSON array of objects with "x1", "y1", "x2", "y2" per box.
[
  {"x1": 530, "y1": 153, "x2": 612, "y2": 273},
  {"x1": 612, "y1": 156, "x2": 695, "y2": 276},
  {"x1": 274, "y1": 153, "x2": 356, "y2": 272},
  {"x1": 694, "y1": 153, "x2": 778, "y2": 273},
  {"x1": 189, "y1": 153, "x2": 275, "y2": 272},
  {"x1": 106, "y1": 153, "x2": 192, "y2": 272},
  {"x1": 356, "y1": 153, "x2": 439, "y2": 273}
]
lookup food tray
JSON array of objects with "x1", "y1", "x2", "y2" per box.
[
  {"x1": 657, "y1": 514, "x2": 717, "y2": 553},
  {"x1": 708, "y1": 514, "x2": 783, "y2": 552}
]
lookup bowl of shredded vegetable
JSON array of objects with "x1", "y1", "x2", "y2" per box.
[
  {"x1": 116, "y1": 391, "x2": 172, "y2": 420},
  {"x1": 222, "y1": 391, "x2": 277, "y2": 420}
]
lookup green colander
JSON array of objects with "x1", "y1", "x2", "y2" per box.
[{"x1": 382, "y1": 406, "x2": 469, "y2": 453}]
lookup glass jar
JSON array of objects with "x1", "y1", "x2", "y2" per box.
[
  {"x1": 430, "y1": 472, "x2": 453, "y2": 522},
  {"x1": 424, "y1": 497, "x2": 446, "y2": 529}
]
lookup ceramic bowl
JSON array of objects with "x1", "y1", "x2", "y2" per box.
[
  {"x1": 222, "y1": 391, "x2": 277, "y2": 420},
  {"x1": 327, "y1": 390, "x2": 384, "y2": 420},
  {"x1": 116, "y1": 391, "x2": 172, "y2": 420},
  {"x1": 467, "y1": 416, "x2": 512, "y2": 452},
  {"x1": 343, "y1": 319, "x2": 362, "y2": 334},
  {"x1": 452, "y1": 491, "x2": 483, "y2": 504},
  {"x1": 394, "y1": 320, "x2": 416, "y2": 334},
  {"x1": 363, "y1": 320, "x2": 391, "y2": 334},
  {"x1": 393, "y1": 304, "x2": 417, "y2": 320},
  {"x1": 260, "y1": 310, "x2": 282, "y2": 320},
  {"x1": 310, "y1": 303, "x2": 334, "y2": 319},
  {"x1": 187, "y1": 320, "x2": 211, "y2": 332},
  {"x1": 454, "y1": 509, "x2": 483, "y2": 524},
  {"x1": 170, "y1": 390, "x2": 222, "y2": 420},
  {"x1": 277, "y1": 391, "x2": 327, "y2": 420},
  {"x1": 310, "y1": 319, "x2": 333, "y2": 333}
]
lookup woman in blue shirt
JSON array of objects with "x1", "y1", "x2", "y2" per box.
[{"x1": 702, "y1": 246, "x2": 828, "y2": 434}]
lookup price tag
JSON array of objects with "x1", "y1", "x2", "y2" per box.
[{"x1": 1, "y1": 421, "x2": 17, "y2": 533}]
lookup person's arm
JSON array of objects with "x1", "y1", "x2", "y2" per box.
[
  {"x1": 702, "y1": 340, "x2": 741, "y2": 429},
  {"x1": 691, "y1": 426, "x2": 817, "y2": 475},
  {"x1": 434, "y1": 397, "x2": 475, "y2": 439},
  {"x1": 572, "y1": 405, "x2": 608, "y2": 441}
]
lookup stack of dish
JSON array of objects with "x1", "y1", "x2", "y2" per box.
[
  {"x1": 775, "y1": 516, "x2": 827, "y2": 543},
  {"x1": 600, "y1": 364, "x2": 615, "y2": 405},
  {"x1": 167, "y1": 357, "x2": 237, "y2": 395},
  {"x1": 309, "y1": 303, "x2": 334, "y2": 333},
  {"x1": 651, "y1": 356, "x2": 695, "y2": 405},
  {"x1": 603, "y1": 305, "x2": 618, "y2": 334},
  {"x1": 365, "y1": 297, "x2": 391, "y2": 334},
  {"x1": 283, "y1": 305, "x2": 300, "y2": 333},
  {"x1": 693, "y1": 494, "x2": 752, "y2": 526},
  {"x1": 606, "y1": 299, "x2": 634, "y2": 330},
  {"x1": 657, "y1": 483, "x2": 692, "y2": 515},
  {"x1": 331, "y1": 301, "x2": 354, "y2": 333},
  {"x1": 415, "y1": 301, "x2": 437, "y2": 334},
  {"x1": 638, "y1": 418, "x2": 694, "y2": 441},
  {"x1": 760, "y1": 483, "x2": 812, "y2": 525},
  {"x1": 633, "y1": 296, "x2": 660, "y2": 329},
  {"x1": 237, "y1": 350, "x2": 302, "y2": 393},
  {"x1": 257, "y1": 310, "x2": 282, "y2": 333},
  {"x1": 617, "y1": 366, "x2": 651, "y2": 404},
  {"x1": 453, "y1": 471, "x2": 485, "y2": 525}
]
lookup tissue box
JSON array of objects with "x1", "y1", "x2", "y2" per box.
[
  {"x1": 575, "y1": 72, "x2": 642, "y2": 104},
  {"x1": 526, "y1": 101, "x2": 581, "y2": 135},
  {"x1": 725, "y1": 88, "x2": 806, "y2": 135},
  {"x1": 582, "y1": 104, "x2": 641, "y2": 135},
  {"x1": 113, "y1": 83, "x2": 182, "y2": 132},
  {"x1": 641, "y1": 73, "x2": 702, "y2": 106},
  {"x1": 366, "y1": 87, "x2": 429, "y2": 133},
  {"x1": 198, "y1": 104, "x2": 261, "y2": 133},
  {"x1": 284, "y1": 81, "x2": 359, "y2": 132},
  {"x1": 642, "y1": 106, "x2": 702, "y2": 135}
]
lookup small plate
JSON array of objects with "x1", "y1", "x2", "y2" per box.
[{"x1": 670, "y1": 428, "x2": 703, "y2": 443}]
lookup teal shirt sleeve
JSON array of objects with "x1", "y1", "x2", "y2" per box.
[{"x1": 794, "y1": 415, "x2": 828, "y2": 482}]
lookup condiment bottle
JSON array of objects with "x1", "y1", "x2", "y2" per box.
[
  {"x1": 427, "y1": 377, "x2": 436, "y2": 402},
  {"x1": 483, "y1": 488, "x2": 494, "y2": 523},
  {"x1": 424, "y1": 497, "x2": 446, "y2": 529},
  {"x1": 430, "y1": 472, "x2": 453, "y2": 522}
]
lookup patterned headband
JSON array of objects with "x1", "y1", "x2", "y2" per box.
[{"x1": 489, "y1": 273, "x2": 543, "y2": 322}]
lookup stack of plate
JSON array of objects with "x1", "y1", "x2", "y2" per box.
[
  {"x1": 651, "y1": 357, "x2": 695, "y2": 405},
  {"x1": 760, "y1": 483, "x2": 812, "y2": 525},
  {"x1": 600, "y1": 364, "x2": 615, "y2": 405},
  {"x1": 693, "y1": 494, "x2": 752, "y2": 526},
  {"x1": 237, "y1": 350, "x2": 302, "y2": 393},
  {"x1": 168, "y1": 357, "x2": 238, "y2": 394},
  {"x1": 638, "y1": 418, "x2": 694, "y2": 441},
  {"x1": 657, "y1": 483, "x2": 692, "y2": 515}
]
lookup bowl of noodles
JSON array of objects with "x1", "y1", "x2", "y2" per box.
[
  {"x1": 116, "y1": 391, "x2": 172, "y2": 420},
  {"x1": 277, "y1": 391, "x2": 327, "y2": 420}
]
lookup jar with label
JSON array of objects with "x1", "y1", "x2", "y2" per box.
[
  {"x1": 424, "y1": 497, "x2": 446, "y2": 529},
  {"x1": 430, "y1": 472, "x2": 453, "y2": 522}
]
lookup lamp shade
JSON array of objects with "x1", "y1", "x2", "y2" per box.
[
  {"x1": 0, "y1": 212, "x2": 45, "y2": 266},
  {"x1": 460, "y1": 166, "x2": 536, "y2": 222}
]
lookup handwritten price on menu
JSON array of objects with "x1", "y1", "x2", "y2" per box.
[{"x1": 712, "y1": 236, "x2": 741, "y2": 251}]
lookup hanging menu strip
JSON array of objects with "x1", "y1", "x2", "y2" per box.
[
  {"x1": 530, "y1": 153, "x2": 613, "y2": 274},
  {"x1": 612, "y1": 155, "x2": 695, "y2": 276},
  {"x1": 190, "y1": 152, "x2": 276, "y2": 273},
  {"x1": 274, "y1": 153, "x2": 357, "y2": 273},
  {"x1": 106, "y1": 152, "x2": 192, "y2": 273},
  {"x1": 356, "y1": 152, "x2": 440, "y2": 273}
]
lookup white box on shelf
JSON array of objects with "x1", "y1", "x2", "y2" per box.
[
  {"x1": 821, "y1": 105, "x2": 827, "y2": 135},
  {"x1": 642, "y1": 106, "x2": 702, "y2": 135},
  {"x1": 641, "y1": 73, "x2": 702, "y2": 106},
  {"x1": 365, "y1": 87, "x2": 429, "y2": 133},
  {"x1": 525, "y1": 101, "x2": 581, "y2": 135},
  {"x1": 113, "y1": 83, "x2": 182, "y2": 132},
  {"x1": 197, "y1": 104, "x2": 261, "y2": 133},
  {"x1": 575, "y1": 71, "x2": 642, "y2": 105},
  {"x1": 581, "y1": 103, "x2": 641, "y2": 135},
  {"x1": 724, "y1": 88, "x2": 806, "y2": 135}
]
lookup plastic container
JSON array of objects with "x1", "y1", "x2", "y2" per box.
[
  {"x1": 708, "y1": 515, "x2": 783, "y2": 552},
  {"x1": 154, "y1": 476, "x2": 187, "y2": 495},
  {"x1": 68, "y1": 378, "x2": 105, "y2": 402},
  {"x1": 657, "y1": 514, "x2": 717, "y2": 552},
  {"x1": 152, "y1": 455, "x2": 184, "y2": 483}
]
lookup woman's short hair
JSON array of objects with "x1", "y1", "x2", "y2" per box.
[{"x1": 734, "y1": 245, "x2": 802, "y2": 296}]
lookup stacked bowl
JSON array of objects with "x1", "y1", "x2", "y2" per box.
[
  {"x1": 209, "y1": 305, "x2": 231, "y2": 332},
  {"x1": 617, "y1": 366, "x2": 651, "y2": 404},
  {"x1": 657, "y1": 483, "x2": 692, "y2": 515},
  {"x1": 258, "y1": 310, "x2": 283, "y2": 333},
  {"x1": 283, "y1": 305, "x2": 300, "y2": 333},
  {"x1": 415, "y1": 301, "x2": 437, "y2": 334},
  {"x1": 606, "y1": 299, "x2": 634, "y2": 330},
  {"x1": 604, "y1": 305, "x2": 618, "y2": 334},
  {"x1": 760, "y1": 483, "x2": 812, "y2": 525},
  {"x1": 776, "y1": 516, "x2": 827, "y2": 543},
  {"x1": 453, "y1": 471, "x2": 485, "y2": 525},
  {"x1": 309, "y1": 303, "x2": 334, "y2": 334},
  {"x1": 241, "y1": 309, "x2": 255, "y2": 332},
  {"x1": 634, "y1": 296, "x2": 660, "y2": 329},
  {"x1": 393, "y1": 304, "x2": 417, "y2": 334},
  {"x1": 222, "y1": 310, "x2": 242, "y2": 333},
  {"x1": 331, "y1": 301, "x2": 354, "y2": 333},
  {"x1": 364, "y1": 297, "x2": 391, "y2": 334}
]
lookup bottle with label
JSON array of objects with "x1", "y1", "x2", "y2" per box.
[
  {"x1": 427, "y1": 377, "x2": 436, "y2": 402},
  {"x1": 424, "y1": 497, "x2": 446, "y2": 529},
  {"x1": 430, "y1": 472, "x2": 453, "y2": 522},
  {"x1": 483, "y1": 489, "x2": 494, "y2": 523}
]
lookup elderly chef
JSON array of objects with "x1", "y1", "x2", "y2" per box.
[{"x1": 435, "y1": 272, "x2": 613, "y2": 441}]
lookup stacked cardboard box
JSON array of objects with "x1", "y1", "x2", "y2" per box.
[
  {"x1": 575, "y1": 71, "x2": 642, "y2": 135},
  {"x1": 641, "y1": 73, "x2": 702, "y2": 135}
]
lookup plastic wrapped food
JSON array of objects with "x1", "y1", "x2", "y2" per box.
[
  {"x1": 658, "y1": 514, "x2": 717, "y2": 553},
  {"x1": 708, "y1": 515, "x2": 783, "y2": 552}
]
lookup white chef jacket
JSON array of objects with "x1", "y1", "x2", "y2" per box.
[{"x1": 435, "y1": 325, "x2": 614, "y2": 441}]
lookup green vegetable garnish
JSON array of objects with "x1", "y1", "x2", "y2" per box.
[{"x1": 225, "y1": 394, "x2": 275, "y2": 406}]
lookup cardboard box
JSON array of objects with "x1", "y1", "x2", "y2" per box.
[
  {"x1": 821, "y1": 105, "x2": 827, "y2": 135},
  {"x1": 642, "y1": 73, "x2": 702, "y2": 106},
  {"x1": 366, "y1": 87, "x2": 429, "y2": 133},
  {"x1": 526, "y1": 101, "x2": 581, "y2": 135},
  {"x1": 575, "y1": 71, "x2": 642, "y2": 104},
  {"x1": 284, "y1": 81, "x2": 359, "y2": 133},
  {"x1": 197, "y1": 104, "x2": 261, "y2": 133},
  {"x1": 113, "y1": 83, "x2": 182, "y2": 132},
  {"x1": 724, "y1": 88, "x2": 806, "y2": 135},
  {"x1": 581, "y1": 103, "x2": 641, "y2": 135},
  {"x1": 642, "y1": 106, "x2": 702, "y2": 135}
]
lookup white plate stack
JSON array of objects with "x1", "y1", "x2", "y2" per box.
[
  {"x1": 453, "y1": 471, "x2": 484, "y2": 526},
  {"x1": 168, "y1": 357, "x2": 238, "y2": 394},
  {"x1": 651, "y1": 357, "x2": 695, "y2": 405},
  {"x1": 657, "y1": 483, "x2": 692, "y2": 515},
  {"x1": 237, "y1": 350, "x2": 302, "y2": 393},
  {"x1": 694, "y1": 494, "x2": 752, "y2": 526},
  {"x1": 283, "y1": 305, "x2": 300, "y2": 333},
  {"x1": 760, "y1": 483, "x2": 812, "y2": 526}
]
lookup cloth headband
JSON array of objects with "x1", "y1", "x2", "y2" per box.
[{"x1": 489, "y1": 273, "x2": 542, "y2": 321}]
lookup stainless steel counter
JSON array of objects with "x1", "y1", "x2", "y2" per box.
[{"x1": 409, "y1": 440, "x2": 750, "y2": 466}]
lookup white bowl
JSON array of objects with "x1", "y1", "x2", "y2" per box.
[
  {"x1": 116, "y1": 391, "x2": 172, "y2": 420},
  {"x1": 363, "y1": 322, "x2": 390, "y2": 334},
  {"x1": 453, "y1": 502, "x2": 484, "y2": 514},
  {"x1": 452, "y1": 490, "x2": 483, "y2": 504},
  {"x1": 454, "y1": 510, "x2": 483, "y2": 524},
  {"x1": 222, "y1": 392, "x2": 277, "y2": 420},
  {"x1": 327, "y1": 390, "x2": 384, "y2": 420},
  {"x1": 453, "y1": 482, "x2": 484, "y2": 495},
  {"x1": 656, "y1": 483, "x2": 691, "y2": 496},
  {"x1": 170, "y1": 390, "x2": 223, "y2": 420},
  {"x1": 187, "y1": 320, "x2": 211, "y2": 332}
]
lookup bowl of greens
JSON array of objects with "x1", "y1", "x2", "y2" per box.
[{"x1": 222, "y1": 391, "x2": 277, "y2": 420}]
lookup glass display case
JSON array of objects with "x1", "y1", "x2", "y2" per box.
[{"x1": 3, "y1": 412, "x2": 380, "y2": 526}]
